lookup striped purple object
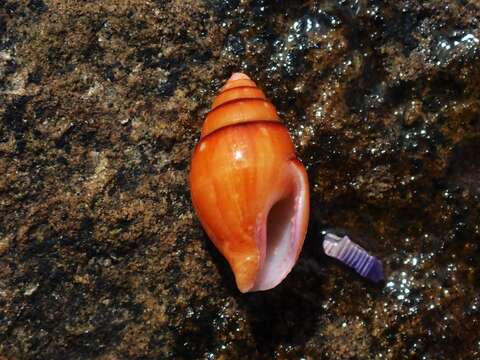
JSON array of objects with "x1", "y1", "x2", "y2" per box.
[{"x1": 323, "y1": 233, "x2": 384, "y2": 283}]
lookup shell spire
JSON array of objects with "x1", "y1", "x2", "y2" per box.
[
  {"x1": 201, "y1": 73, "x2": 281, "y2": 138},
  {"x1": 190, "y1": 73, "x2": 310, "y2": 293},
  {"x1": 323, "y1": 233, "x2": 384, "y2": 283}
]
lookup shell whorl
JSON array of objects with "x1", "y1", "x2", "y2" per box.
[
  {"x1": 200, "y1": 73, "x2": 282, "y2": 138},
  {"x1": 190, "y1": 73, "x2": 310, "y2": 292}
]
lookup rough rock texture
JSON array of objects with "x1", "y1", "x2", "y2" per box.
[{"x1": 1, "y1": 0, "x2": 480, "y2": 359}]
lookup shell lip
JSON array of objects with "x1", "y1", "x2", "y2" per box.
[{"x1": 246, "y1": 158, "x2": 310, "y2": 292}]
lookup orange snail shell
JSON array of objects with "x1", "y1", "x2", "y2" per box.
[{"x1": 189, "y1": 73, "x2": 310, "y2": 293}]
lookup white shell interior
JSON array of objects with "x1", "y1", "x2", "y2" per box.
[{"x1": 250, "y1": 162, "x2": 308, "y2": 291}]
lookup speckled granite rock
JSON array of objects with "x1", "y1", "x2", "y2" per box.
[{"x1": 1, "y1": 0, "x2": 479, "y2": 359}]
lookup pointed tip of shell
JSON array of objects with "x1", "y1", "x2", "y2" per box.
[{"x1": 229, "y1": 72, "x2": 251, "y2": 81}]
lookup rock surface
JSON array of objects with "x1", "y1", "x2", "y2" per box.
[{"x1": 1, "y1": 0, "x2": 480, "y2": 359}]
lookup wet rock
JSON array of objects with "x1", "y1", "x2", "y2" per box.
[{"x1": 1, "y1": 1, "x2": 479, "y2": 359}]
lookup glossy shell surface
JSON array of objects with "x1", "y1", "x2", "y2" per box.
[{"x1": 189, "y1": 74, "x2": 310, "y2": 292}]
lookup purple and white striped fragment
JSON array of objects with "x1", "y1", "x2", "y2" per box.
[{"x1": 323, "y1": 233, "x2": 384, "y2": 283}]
